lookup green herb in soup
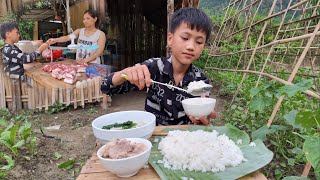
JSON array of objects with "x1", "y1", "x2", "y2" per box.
[{"x1": 102, "y1": 121, "x2": 138, "y2": 130}]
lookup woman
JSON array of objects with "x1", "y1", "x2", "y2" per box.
[{"x1": 47, "y1": 10, "x2": 106, "y2": 64}]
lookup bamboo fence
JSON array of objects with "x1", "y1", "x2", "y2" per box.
[{"x1": 205, "y1": 0, "x2": 319, "y2": 177}]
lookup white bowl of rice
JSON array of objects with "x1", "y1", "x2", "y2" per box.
[
  {"x1": 182, "y1": 97, "x2": 216, "y2": 118},
  {"x1": 92, "y1": 111, "x2": 156, "y2": 143},
  {"x1": 97, "y1": 138, "x2": 152, "y2": 177}
]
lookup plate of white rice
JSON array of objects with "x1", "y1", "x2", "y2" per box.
[{"x1": 149, "y1": 125, "x2": 273, "y2": 180}]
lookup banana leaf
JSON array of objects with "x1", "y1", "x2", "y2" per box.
[{"x1": 149, "y1": 125, "x2": 273, "y2": 180}]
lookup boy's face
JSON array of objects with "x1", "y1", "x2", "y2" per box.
[
  {"x1": 6, "y1": 28, "x2": 20, "y2": 43},
  {"x1": 168, "y1": 22, "x2": 206, "y2": 65}
]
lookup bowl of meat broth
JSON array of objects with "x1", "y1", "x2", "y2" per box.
[{"x1": 97, "y1": 138, "x2": 152, "y2": 177}]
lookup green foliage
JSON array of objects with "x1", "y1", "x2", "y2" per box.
[
  {"x1": 58, "y1": 159, "x2": 75, "y2": 170},
  {"x1": 295, "y1": 110, "x2": 320, "y2": 129},
  {"x1": 0, "y1": 110, "x2": 37, "y2": 174},
  {"x1": 53, "y1": 152, "x2": 62, "y2": 160},
  {"x1": 252, "y1": 125, "x2": 288, "y2": 141},
  {"x1": 0, "y1": 39, "x2": 4, "y2": 48},
  {"x1": 2, "y1": 13, "x2": 34, "y2": 40},
  {"x1": 47, "y1": 102, "x2": 67, "y2": 114},
  {"x1": 195, "y1": 48, "x2": 318, "y2": 178}
]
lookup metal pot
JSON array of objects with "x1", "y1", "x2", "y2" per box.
[{"x1": 15, "y1": 40, "x2": 39, "y2": 54}]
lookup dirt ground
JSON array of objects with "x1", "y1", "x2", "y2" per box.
[{"x1": 8, "y1": 89, "x2": 227, "y2": 180}]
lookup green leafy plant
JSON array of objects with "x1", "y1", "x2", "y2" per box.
[
  {"x1": 58, "y1": 159, "x2": 75, "y2": 170},
  {"x1": 47, "y1": 102, "x2": 67, "y2": 114}
]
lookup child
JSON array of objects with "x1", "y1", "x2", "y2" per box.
[
  {"x1": 101, "y1": 8, "x2": 216, "y2": 126},
  {"x1": 1, "y1": 22, "x2": 49, "y2": 79}
]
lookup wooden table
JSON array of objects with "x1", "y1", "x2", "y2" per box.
[
  {"x1": 77, "y1": 126, "x2": 267, "y2": 180},
  {"x1": 23, "y1": 59, "x2": 110, "y2": 110}
]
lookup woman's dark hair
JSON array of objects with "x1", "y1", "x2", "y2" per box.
[
  {"x1": 84, "y1": 9, "x2": 100, "y2": 28},
  {"x1": 0, "y1": 22, "x2": 19, "y2": 39},
  {"x1": 169, "y1": 8, "x2": 212, "y2": 42}
]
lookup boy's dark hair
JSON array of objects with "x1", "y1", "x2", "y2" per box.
[
  {"x1": 0, "y1": 22, "x2": 18, "y2": 39},
  {"x1": 169, "y1": 8, "x2": 212, "y2": 42},
  {"x1": 84, "y1": 9, "x2": 100, "y2": 28}
]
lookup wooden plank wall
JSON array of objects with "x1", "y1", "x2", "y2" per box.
[{"x1": 107, "y1": 0, "x2": 167, "y2": 69}]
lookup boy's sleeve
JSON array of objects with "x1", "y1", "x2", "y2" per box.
[
  {"x1": 3, "y1": 46, "x2": 39, "y2": 64},
  {"x1": 100, "y1": 59, "x2": 156, "y2": 96},
  {"x1": 101, "y1": 73, "x2": 138, "y2": 96}
]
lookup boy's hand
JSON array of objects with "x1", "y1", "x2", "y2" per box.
[
  {"x1": 47, "y1": 38, "x2": 57, "y2": 45},
  {"x1": 121, "y1": 64, "x2": 151, "y2": 90},
  {"x1": 188, "y1": 111, "x2": 217, "y2": 126}
]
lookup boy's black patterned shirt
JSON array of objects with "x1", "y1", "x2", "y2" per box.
[
  {"x1": 101, "y1": 57, "x2": 209, "y2": 125},
  {"x1": 2, "y1": 43, "x2": 39, "y2": 79}
]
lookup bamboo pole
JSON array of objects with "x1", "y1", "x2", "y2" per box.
[
  {"x1": 225, "y1": 0, "x2": 310, "y2": 39},
  {"x1": 255, "y1": 0, "x2": 294, "y2": 87},
  {"x1": 0, "y1": 52, "x2": 6, "y2": 108},
  {"x1": 205, "y1": 67, "x2": 320, "y2": 99},
  {"x1": 267, "y1": 20, "x2": 320, "y2": 127},
  {"x1": 302, "y1": 161, "x2": 312, "y2": 177},
  {"x1": 230, "y1": 0, "x2": 278, "y2": 104},
  {"x1": 209, "y1": 31, "x2": 320, "y2": 57}
]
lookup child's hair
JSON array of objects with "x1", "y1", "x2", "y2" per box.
[
  {"x1": 84, "y1": 9, "x2": 100, "y2": 28},
  {"x1": 0, "y1": 22, "x2": 18, "y2": 39},
  {"x1": 169, "y1": 8, "x2": 212, "y2": 42}
]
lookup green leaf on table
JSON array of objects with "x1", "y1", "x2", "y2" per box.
[
  {"x1": 252, "y1": 125, "x2": 288, "y2": 141},
  {"x1": 284, "y1": 110, "x2": 303, "y2": 129},
  {"x1": 296, "y1": 109, "x2": 320, "y2": 129},
  {"x1": 277, "y1": 79, "x2": 313, "y2": 97},
  {"x1": 303, "y1": 136, "x2": 320, "y2": 173},
  {"x1": 58, "y1": 159, "x2": 75, "y2": 170}
]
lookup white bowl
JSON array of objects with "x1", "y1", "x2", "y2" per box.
[
  {"x1": 182, "y1": 98, "x2": 216, "y2": 117},
  {"x1": 92, "y1": 111, "x2": 156, "y2": 143},
  {"x1": 97, "y1": 138, "x2": 152, "y2": 177}
]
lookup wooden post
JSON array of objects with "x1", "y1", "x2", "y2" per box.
[
  {"x1": 0, "y1": 50, "x2": 6, "y2": 108},
  {"x1": 167, "y1": 0, "x2": 174, "y2": 56},
  {"x1": 33, "y1": 21, "x2": 39, "y2": 40},
  {"x1": 11, "y1": 78, "x2": 22, "y2": 112}
]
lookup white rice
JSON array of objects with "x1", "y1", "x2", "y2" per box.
[
  {"x1": 158, "y1": 130, "x2": 245, "y2": 172},
  {"x1": 186, "y1": 80, "x2": 210, "y2": 93},
  {"x1": 236, "y1": 139, "x2": 242, "y2": 145}
]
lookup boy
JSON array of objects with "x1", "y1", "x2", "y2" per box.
[
  {"x1": 1, "y1": 22, "x2": 49, "y2": 79},
  {"x1": 101, "y1": 8, "x2": 216, "y2": 126}
]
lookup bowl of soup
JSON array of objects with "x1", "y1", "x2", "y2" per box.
[{"x1": 92, "y1": 111, "x2": 156, "y2": 143}]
